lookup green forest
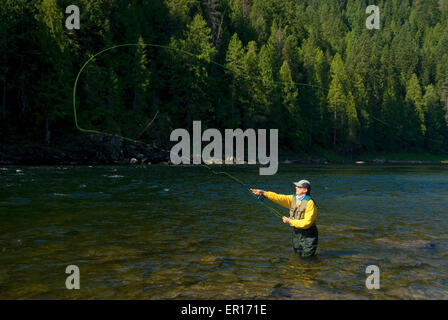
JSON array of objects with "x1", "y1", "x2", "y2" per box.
[{"x1": 1, "y1": 0, "x2": 448, "y2": 163}]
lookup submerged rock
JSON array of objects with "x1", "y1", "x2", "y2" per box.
[
  {"x1": 374, "y1": 238, "x2": 435, "y2": 250},
  {"x1": 198, "y1": 255, "x2": 225, "y2": 268},
  {"x1": 268, "y1": 257, "x2": 289, "y2": 264}
]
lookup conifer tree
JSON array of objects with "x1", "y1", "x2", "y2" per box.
[
  {"x1": 225, "y1": 33, "x2": 245, "y2": 126},
  {"x1": 279, "y1": 59, "x2": 304, "y2": 148},
  {"x1": 168, "y1": 14, "x2": 216, "y2": 126},
  {"x1": 423, "y1": 84, "x2": 445, "y2": 152},
  {"x1": 406, "y1": 73, "x2": 426, "y2": 138},
  {"x1": 328, "y1": 53, "x2": 347, "y2": 148}
]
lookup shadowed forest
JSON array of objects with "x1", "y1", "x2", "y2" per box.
[{"x1": 1, "y1": 0, "x2": 448, "y2": 163}]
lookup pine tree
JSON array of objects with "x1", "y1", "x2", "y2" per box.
[
  {"x1": 345, "y1": 91, "x2": 360, "y2": 146},
  {"x1": 279, "y1": 60, "x2": 298, "y2": 115},
  {"x1": 279, "y1": 60, "x2": 304, "y2": 148},
  {"x1": 327, "y1": 53, "x2": 347, "y2": 148},
  {"x1": 256, "y1": 44, "x2": 277, "y2": 124},
  {"x1": 34, "y1": 0, "x2": 72, "y2": 145},
  {"x1": 405, "y1": 73, "x2": 426, "y2": 138},
  {"x1": 225, "y1": 33, "x2": 245, "y2": 78},
  {"x1": 242, "y1": 41, "x2": 260, "y2": 126},
  {"x1": 0, "y1": 2, "x2": 9, "y2": 126},
  {"x1": 423, "y1": 84, "x2": 445, "y2": 152},
  {"x1": 380, "y1": 77, "x2": 403, "y2": 151},
  {"x1": 225, "y1": 33, "x2": 245, "y2": 126},
  {"x1": 168, "y1": 14, "x2": 216, "y2": 126}
]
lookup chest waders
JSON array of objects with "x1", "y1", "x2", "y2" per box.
[{"x1": 289, "y1": 195, "x2": 318, "y2": 258}]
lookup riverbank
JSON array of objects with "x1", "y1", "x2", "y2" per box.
[
  {"x1": 279, "y1": 149, "x2": 448, "y2": 165},
  {"x1": 1, "y1": 137, "x2": 447, "y2": 165},
  {"x1": 0, "y1": 134, "x2": 167, "y2": 166}
]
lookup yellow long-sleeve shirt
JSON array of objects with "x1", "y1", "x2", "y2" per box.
[{"x1": 265, "y1": 191, "x2": 317, "y2": 229}]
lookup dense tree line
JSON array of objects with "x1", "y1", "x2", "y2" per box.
[{"x1": 1, "y1": 0, "x2": 447, "y2": 157}]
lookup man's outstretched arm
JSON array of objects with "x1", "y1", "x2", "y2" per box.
[{"x1": 250, "y1": 189, "x2": 293, "y2": 209}]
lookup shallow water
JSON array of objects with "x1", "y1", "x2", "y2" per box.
[{"x1": 0, "y1": 164, "x2": 447, "y2": 299}]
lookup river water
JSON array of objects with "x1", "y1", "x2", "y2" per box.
[{"x1": 0, "y1": 164, "x2": 447, "y2": 299}]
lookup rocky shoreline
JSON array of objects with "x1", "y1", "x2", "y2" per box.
[
  {"x1": 1, "y1": 134, "x2": 447, "y2": 166},
  {"x1": 0, "y1": 134, "x2": 168, "y2": 166}
]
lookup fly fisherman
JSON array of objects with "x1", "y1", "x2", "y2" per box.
[{"x1": 250, "y1": 180, "x2": 318, "y2": 258}]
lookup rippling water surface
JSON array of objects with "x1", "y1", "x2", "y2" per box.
[{"x1": 1, "y1": 164, "x2": 447, "y2": 299}]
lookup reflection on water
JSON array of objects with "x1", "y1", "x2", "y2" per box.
[{"x1": 0, "y1": 165, "x2": 447, "y2": 299}]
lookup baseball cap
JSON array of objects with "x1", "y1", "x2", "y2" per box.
[{"x1": 293, "y1": 180, "x2": 311, "y2": 189}]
